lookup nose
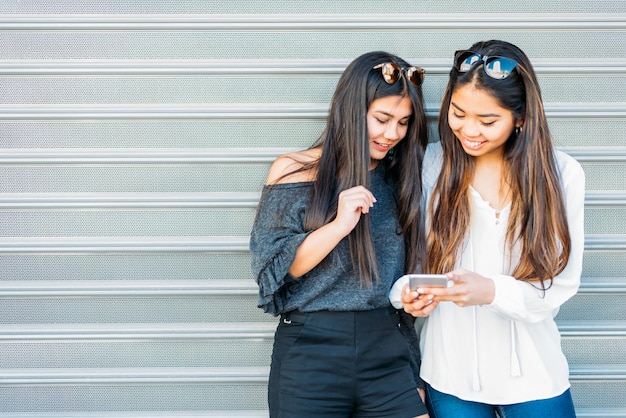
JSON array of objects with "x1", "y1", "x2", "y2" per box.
[
  {"x1": 461, "y1": 119, "x2": 480, "y2": 137},
  {"x1": 384, "y1": 122, "x2": 401, "y2": 141}
]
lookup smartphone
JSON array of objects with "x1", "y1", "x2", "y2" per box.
[{"x1": 405, "y1": 274, "x2": 449, "y2": 290}]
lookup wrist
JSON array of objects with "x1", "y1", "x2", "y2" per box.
[
  {"x1": 328, "y1": 218, "x2": 354, "y2": 239},
  {"x1": 480, "y1": 277, "x2": 496, "y2": 306}
]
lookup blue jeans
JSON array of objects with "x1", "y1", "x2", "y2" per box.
[{"x1": 425, "y1": 384, "x2": 576, "y2": 418}]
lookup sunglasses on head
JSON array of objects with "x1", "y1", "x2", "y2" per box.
[
  {"x1": 373, "y1": 62, "x2": 425, "y2": 87},
  {"x1": 454, "y1": 50, "x2": 518, "y2": 80}
]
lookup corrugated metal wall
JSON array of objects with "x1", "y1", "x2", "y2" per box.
[{"x1": 0, "y1": 1, "x2": 624, "y2": 417}]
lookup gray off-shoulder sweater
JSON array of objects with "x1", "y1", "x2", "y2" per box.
[{"x1": 249, "y1": 163, "x2": 423, "y2": 385}]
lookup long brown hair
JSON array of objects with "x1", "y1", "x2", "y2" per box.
[
  {"x1": 428, "y1": 40, "x2": 570, "y2": 289},
  {"x1": 290, "y1": 51, "x2": 429, "y2": 286}
]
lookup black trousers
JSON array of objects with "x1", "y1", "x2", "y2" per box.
[{"x1": 269, "y1": 306, "x2": 427, "y2": 418}]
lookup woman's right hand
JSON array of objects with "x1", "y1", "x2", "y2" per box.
[
  {"x1": 332, "y1": 185, "x2": 377, "y2": 236},
  {"x1": 401, "y1": 284, "x2": 439, "y2": 317}
]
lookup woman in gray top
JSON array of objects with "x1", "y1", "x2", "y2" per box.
[{"x1": 250, "y1": 50, "x2": 430, "y2": 418}]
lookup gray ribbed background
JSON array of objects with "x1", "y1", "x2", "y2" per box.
[{"x1": 0, "y1": 1, "x2": 624, "y2": 416}]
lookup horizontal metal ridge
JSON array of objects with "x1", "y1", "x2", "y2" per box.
[
  {"x1": 584, "y1": 235, "x2": 626, "y2": 250},
  {"x1": 5, "y1": 411, "x2": 623, "y2": 418},
  {"x1": 0, "y1": 235, "x2": 623, "y2": 253},
  {"x1": 575, "y1": 409, "x2": 626, "y2": 418},
  {"x1": 0, "y1": 103, "x2": 624, "y2": 120},
  {"x1": 0, "y1": 59, "x2": 347, "y2": 76},
  {"x1": 0, "y1": 192, "x2": 261, "y2": 208},
  {"x1": 0, "y1": 278, "x2": 622, "y2": 296},
  {"x1": 0, "y1": 236, "x2": 250, "y2": 253},
  {"x1": 0, "y1": 190, "x2": 622, "y2": 209},
  {"x1": 11, "y1": 411, "x2": 597, "y2": 418},
  {"x1": 569, "y1": 365, "x2": 626, "y2": 379},
  {"x1": 0, "y1": 321, "x2": 277, "y2": 340},
  {"x1": 562, "y1": 147, "x2": 626, "y2": 162},
  {"x1": 0, "y1": 279, "x2": 259, "y2": 296},
  {"x1": 586, "y1": 191, "x2": 626, "y2": 207},
  {"x1": 0, "y1": 367, "x2": 270, "y2": 384},
  {"x1": 0, "y1": 13, "x2": 624, "y2": 30},
  {"x1": 558, "y1": 320, "x2": 626, "y2": 336},
  {"x1": 576, "y1": 279, "x2": 626, "y2": 293},
  {"x1": 0, "y1": 147, "x2": 624, "y2": 164},
  {"x1": 0, "y1": 148, "x2": 299, "y2": 164},
  {"x1": 0, "y1": 365, "x2": 620, "y2": 385},
  {"x1": 0, "y1": 104, "x2": 333, "y2": 120},
  {"x1": 0, "y1": 59, "x2": 624, "y2": 75},
  {"x1": 0, "y1": 412, "x2": 269, "y2": 418},
  {"x1": 0, "y1": 320, "x2": 621, "y2": 341},
  {"x1": 4, "y1": 413, "x2": 268, "y2": 418}
]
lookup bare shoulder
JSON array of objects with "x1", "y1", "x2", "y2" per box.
[{"x1": 266, "y1": 148, "x2": 321, "y2": 185}]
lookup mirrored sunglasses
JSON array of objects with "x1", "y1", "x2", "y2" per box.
[
  {"x1": 373, "y1": 62, "x2": 425, "y2": 87},
  {"x1": 454, "y1": 50, "x2": 518, "y2": 80}
]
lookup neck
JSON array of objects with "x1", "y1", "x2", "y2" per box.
[{"x1": 472, "y1": 155, "x2": 510, "y2": 211}]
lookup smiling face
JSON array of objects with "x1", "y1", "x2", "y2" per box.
[
  {"x1": 366, "y1": 94, "x2": 413, "y2": 166},
  {"x1": 448, "y1": 83, "x2": 522, "y2": 162}
]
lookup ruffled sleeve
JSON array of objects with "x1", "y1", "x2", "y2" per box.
[{"x1": 249, "y1": 183, "x2": 313, "y2": 315}]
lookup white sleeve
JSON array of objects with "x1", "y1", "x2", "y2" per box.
[
  {"x1": 486, "y1": 153, "x2": 586, "y2": 323},
  {"x1": 389, "y1": 274, "x2": 410, "y2": 309}
]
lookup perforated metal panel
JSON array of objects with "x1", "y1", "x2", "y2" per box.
[
  {"x1": 0, "y1": 253, "x2": 253, "y2": 281},
  {"x1": 0, "y1": 209, "x2": 256, "y2": 237},
  {"x1": 0, "y1": 384, "x2": 269, "y2": 412},
  {"x1": 0, "y1": 1, "x2": 624, "y2": 416},
  {"x1": 582, "y1": 252, "x2": 626, "y2": 277},
  {"x1": 0, "y1": 341, "x2": 273, "y2": 368},
  {"x1": 1, "y1": 31, "x2": 625, "y2": 60},
  {"x1": 0, "y1": 0, "x2": 624, "y2": 14},
  {"x1": 0, "y1": 121, "x2": 324, "y2": 148},
  {"x1": 0, "y1": 165, "x2": 269, "y2": 193},
  {"x1": 0, "y1": 296, "x2": 267, "y2": 324}
]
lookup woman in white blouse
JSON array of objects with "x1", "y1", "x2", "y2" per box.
[{"x1": 391, "y1": 40, "x2": 584, "y2": 417}]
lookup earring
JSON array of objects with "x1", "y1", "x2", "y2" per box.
[{"x1": 515, "y1": 126, "x2": 522, "y2": 135}]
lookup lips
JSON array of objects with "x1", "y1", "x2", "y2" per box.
[
  {"x1": 374, "y1": 141, "x2": 391, "y2": 151},
  {"x1": 462, "y1": 138, "x2": 485, "y2": 150}
]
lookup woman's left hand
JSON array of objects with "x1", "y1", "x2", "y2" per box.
[
  {"x1": 400, "y1": 284, "x2": 439, "y2": 317},
  {"x1": 417, "y1": 268, "x2": 496, "y2": 307}
]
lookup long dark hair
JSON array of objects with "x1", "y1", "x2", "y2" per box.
[
  {"x1": 295, "y1": 51, "x2": 429, "y2": 285},
  {"x1": 429, "y1": 40, "x2": 570, "y2": 288}
]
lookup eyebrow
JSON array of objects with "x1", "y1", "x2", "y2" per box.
[
  {"x1": 373, "y1": 110, "x2": 412, "y2": 119},
  {"x1": 451, "y1": 101, "x2": 501, "y2": 118}
]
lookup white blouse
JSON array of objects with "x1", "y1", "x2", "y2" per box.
[{"x1": 390, "y1": 141, "x2": 586, "y2": 404}]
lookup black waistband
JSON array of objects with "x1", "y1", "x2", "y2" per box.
[{"x1": 280, "y1": 305, "x2": 398, "y2": 327}]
